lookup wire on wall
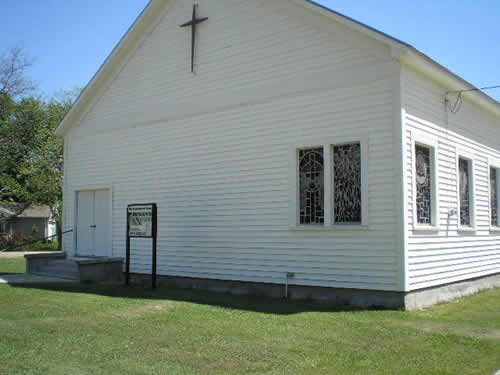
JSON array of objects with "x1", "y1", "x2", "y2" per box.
[
  {"x1": 446, "y1": 92, "x2": 463, "y2": 114},
  {"x1": 445, "y1": 85, "x2": 500, "y2": 114}
]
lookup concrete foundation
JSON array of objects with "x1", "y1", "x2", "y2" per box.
[
  {"x1": 76, "y1": 258, "x2": 124, "y2": 284},
  {"x1": 129, "y1": 273, "x2": 406, "y2": 309},
  {"x1": 25, "y1": 252, "x2": 499, "y2": 309},
  {"x1": 128, "y1": 272, "x2": 500, "y2": 310},
  {"x1": 405, "y1": 272, "x2": 500, "y2": 310}
]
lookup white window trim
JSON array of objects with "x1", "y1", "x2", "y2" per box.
[
  {"x1": 456, "y1": 148, "x2": 476, "y2": 232},
  {"x1": 411, "y1": 131, "x2": 440, "y2": 232},
  {"x1": 289, "y1": 136, "x2": 369, "y2": 230},
  {"x1": 488, "y1": 158, "x2": 500, "y2": 232}
]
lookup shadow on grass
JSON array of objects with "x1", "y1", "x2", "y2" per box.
[{"x1": 10, "y1": 282, "x2": 377, "y2": 315}]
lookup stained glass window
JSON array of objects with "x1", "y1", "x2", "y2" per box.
[
  {"x1": 491, "y1": 167, "x2": 498, "y2": 227},
  {"x1": 415, "y1": 145, "x2": 432, "y2": 224},
  {"x1": 459, "y1": 158, "x2": 471, "y2": 226},
  {"x1": 299, "y1": 148, "x2": 324, "y2": 224},
  {"x1": 333, "y1": 143, "x2": 361, "y2": 223}
]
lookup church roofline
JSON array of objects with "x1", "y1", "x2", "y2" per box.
[
  {"x1": 55, "y1": 0, "x2": 499, "y2": 136},
  {"x1": 297, "y1": 0, "x2": 500, "y2": 117}
]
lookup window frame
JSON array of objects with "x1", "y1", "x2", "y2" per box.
[
  {"x1": 456, "y1": 149, "x2": 476, "y2": 232},
  {"x1": 330, "y1": 140, "x2": 367, "y2": 226},
  {"x1": 297, "y1": 146, "x2": 325, "y2": 226},
  {"x1": 488, "y1": 158, "x2": 500, "y2": 232},
  {"x1": 411, "y1": 131, "x2": 440, "y2": 232},
  {"x1": 289, "y1": 136, "x2": 368, "y2": 230}
]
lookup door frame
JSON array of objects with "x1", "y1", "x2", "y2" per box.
[{"x1": 73, "y1": 186, "x2": 113, "y2": 257}]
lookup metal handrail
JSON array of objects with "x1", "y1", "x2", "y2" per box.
[{"x1": 0, "y1": 229, "x2": 73, "y2": 252}]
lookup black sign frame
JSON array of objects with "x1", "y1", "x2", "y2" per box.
[{"x1": 125, "y1": 203, "x2": 158, "y2": 289}]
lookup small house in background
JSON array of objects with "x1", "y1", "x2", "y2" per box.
[
  {"x1": 45, "y1": 0, "x2": 500, "y2": 309},
  {"x1": 0, "y1": 206, "x2": 56, "y2": 241}
]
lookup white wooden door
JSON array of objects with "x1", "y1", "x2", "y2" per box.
[
  {"x1": 76, "y1": 190, "x2": 110, "y2": 257},
  {"x1": 93, "y1": 190, "x2": 110, "y2": 257},
  {"x1": 76, "y1": 191, "x2": 94, "y2": 256}
]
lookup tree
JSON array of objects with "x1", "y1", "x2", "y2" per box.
[
  {"x1": 0, "y1": 95, "x2": 70, "y2": 221},
  {"x1": 0, "y1": 44, "x2": 35, "y2": 98},
  {"x1": 0, "y1": 44, "x2": 75, "y2": 248},
  {"x1": 0, "y1": 44, "x2": 39, "y2": 220}
]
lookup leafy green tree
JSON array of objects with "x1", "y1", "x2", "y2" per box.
[
  {"x1": 0, "y1": 94, "x2": 72, "y2": 227},
  {"x1": 0, "y1": 44, "x2": 76, "y2": 248}
]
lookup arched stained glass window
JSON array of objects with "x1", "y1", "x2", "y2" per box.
[
  {"x1": 491, "y1": 167, "x2": 498, "y2": 227},
  {"x1": 459, "y1": 158, "x2": 471, "y2": 226},
  {"x1": 415, "y1": 145, "x2": 432, "y2": 225},
  {"x1": 299, "y1": 148, "x2": 324, "y2": 224},
  {"x1": 333, "y1": 143, "x2": 361, "y2": 223}
]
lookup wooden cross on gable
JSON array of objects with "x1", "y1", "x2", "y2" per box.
[{"x1": 180, "y1": 4, "x2": 208, "y2": 73}]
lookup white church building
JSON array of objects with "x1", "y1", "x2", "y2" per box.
[{"x1": 52, "y1": 0, "x2": 500, "y2": 309}]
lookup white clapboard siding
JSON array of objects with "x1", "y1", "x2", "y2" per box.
[
  {"x1": 404, "y1": 66, "x2": 500, "y2": 290},
  {"x1": 63, "y1": 0, "x2": 402, "y2": 291}
]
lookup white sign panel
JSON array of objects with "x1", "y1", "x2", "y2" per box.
[{"x1": 128, "y1": 205, "x2": 154, "y2": 237}]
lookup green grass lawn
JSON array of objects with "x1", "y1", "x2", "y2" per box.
[
  {"x1": 0, "y1": 244, "x2": 58, "y2": 274},
  {"x1": 0, "y1": 257, "x2": 26, "y2": 275},
  {"x1": 0, "y1": 258, "x2": 499, "y2": 375}
]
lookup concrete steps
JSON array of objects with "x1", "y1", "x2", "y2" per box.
[
  {"x1": 32, "y1": 259, "x2": 80, "y2": 280},
  {"x1": 25, "y1": 252, "x2": 124, "y2": 284}
]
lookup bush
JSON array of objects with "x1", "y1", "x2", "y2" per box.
[
  {"x1": 0, "y1": 233, "x2": 32, "y2": 251},
  {"x1": 32, "y1": 242, "x2": 59, "y2": 251},
  {"x1": 0, "y1": 234, "x2": 58, "y2": 251}
]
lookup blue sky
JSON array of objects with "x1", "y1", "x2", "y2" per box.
[{"x1": 1, "y1": 0, "x2": 499, "y2": 101}]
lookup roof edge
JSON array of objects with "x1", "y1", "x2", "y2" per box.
[
  {"x1": 294, "y1": 0, "x2": 500, "y2": 118},
  {"x1": 399, "y1": 49, "x2": 500, "y2": 118},
  {"x1": 56, "y1": 0, "x2": 500, "y2": 136},
  {"x1": 294, "y1": 0, "x2": 412, "y2": 49},
  {"x1": 55, "y1": 0, "x2": 167, "y2": 136}
]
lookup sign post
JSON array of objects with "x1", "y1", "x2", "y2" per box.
[{"x1": 126, "y1": 204, "x2": 158, "y2": 288}]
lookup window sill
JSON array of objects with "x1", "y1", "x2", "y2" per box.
[
  {"x1": 412, "y1": 225, "x2": 440, "y2": 233},
  {"x1": 290, "y1": 225, "x2": 369, "y2": 231}
]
